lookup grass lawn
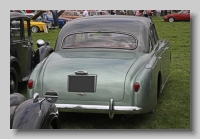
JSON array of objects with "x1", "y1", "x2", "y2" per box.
[{"x1": 18, "y1": 16, "x2": 190, "y2": 129}]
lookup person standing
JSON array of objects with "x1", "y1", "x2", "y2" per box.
[
  {"x1": 156, "y1": 10, "x2": 161, "y2": 17},
  {"x1": 143, "y1": 10, "x2": 148, "y2": 17},
  {"x1": 135, "y1": 10, "x2": 142, "y2": 16},
  {"x1": 82, "y1": 10, "x2": 89, "y2": 17},
  {"x1": 110, "y1": 10, "x2": 116, "y2": 15}
]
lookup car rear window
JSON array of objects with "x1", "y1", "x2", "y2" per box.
[{"x1": 62, "y1": 32, "x2": 137, "y2": 49}]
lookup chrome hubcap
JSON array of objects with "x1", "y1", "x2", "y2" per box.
[
  {"x1": 169, "y1": 18, "x2": 174, "y2": 22},
  {"x1": 32, "y1": 27, "x2": 37, "y2": 33}
]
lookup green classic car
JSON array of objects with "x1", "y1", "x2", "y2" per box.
[{"x1": 27, "y1": 15, "x2": 171, "y2": 119}]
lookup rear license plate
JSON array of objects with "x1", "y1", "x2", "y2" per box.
[{"x1": 68, "y1": 75, "x2": 97, "y2": 92}]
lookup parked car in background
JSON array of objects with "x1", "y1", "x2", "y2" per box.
[
  {"x1": 89, "y1": 10, "x2": 111, "y2": 16},
  {"x1": 25, "y1": 13, "x2": 53, "y2": 29},
  {"x1": 42, "y1": 12, "x2": 68, "y2": 28},
  {"x1": 24, "y1": 11, "x2": 52, "y2": 33},
  {"x1": 163, "y1": 10, "x2": 190, "y2": 22},
  {"x1": 10, "y1": 12, "x2": 53, "y2": 93},
  {"x1": 27, "y1": 15, "x2": 171, "y2": 119},
  {"x1": 59, "y1": 10, "x2": 82, "y2": 19},
  {"x1": 10, "y1": 91, "x2": 60, "y2": 129}
]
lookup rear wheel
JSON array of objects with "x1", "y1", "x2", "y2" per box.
[
  {"x1": 31, "y1": 26, "x2": 39, "y2": 33},
  {"x1": 168, "y1": 17, "x2": 174, "y2": 22},
  {"x1": 10, "y1": 67, "x2": 18, "y2": 93},
  {"x1": 148, "y1": 73, "x2": 162, "y2": 114}
]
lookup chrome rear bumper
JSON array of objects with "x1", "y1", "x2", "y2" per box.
[{"x1": 55, "y1": 99, "x2": 142, "y2": 119}]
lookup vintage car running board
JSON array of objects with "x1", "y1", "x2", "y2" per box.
[{"x1": 55, "y1": 99, "x2": 142, "y2": 119}]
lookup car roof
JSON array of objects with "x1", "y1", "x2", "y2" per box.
[
  {"x1": 60, "y1": 15, "x2": 152, "y2": 34},
  {"x1": 10, "y1": 12, "x2": 30, "y2": 20},
  {"x1": 56, "y1": 15, "x2": 153, "y2": 52}
]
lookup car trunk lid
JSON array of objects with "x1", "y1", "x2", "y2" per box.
[{"x1": 42, "y1": 50, "x2": 137, "y2": 103}]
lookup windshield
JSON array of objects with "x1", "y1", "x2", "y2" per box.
[
  {"x1": 178, "y1": 10, "x2": 190, "y2": 14},
  {"x1": 46, "y1": 13, "x2": 53, "y2": 18},
  {"x1": 62, "y1": 32, "x2": 137, "y2": 50}
]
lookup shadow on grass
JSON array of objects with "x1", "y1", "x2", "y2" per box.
[{"x1": 59, "y1": 111, "x2": 153, "y2": 129}]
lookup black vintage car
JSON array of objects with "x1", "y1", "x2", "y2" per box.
[
  {"x1": 10, "y1": 12, "x2": 53, "y2": 93},
  {"x1": 10, "y1": 90, "x2": 60, "y2": 129}
]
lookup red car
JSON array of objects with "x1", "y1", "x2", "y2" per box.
[{"x1": 163, "y1": 10, "x2": 190, "y2": 22}]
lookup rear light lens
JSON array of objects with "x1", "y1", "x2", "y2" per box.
[
  {"x1": 28, "y1": 79, "x2": 34, "y2": 89},
  {"x1": 133, "y1": 82, "x2": 140, "y2": 92}
]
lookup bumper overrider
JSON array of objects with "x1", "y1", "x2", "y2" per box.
[{"x1": 55, "y1": 99, "x2": 142, "y2": 119}]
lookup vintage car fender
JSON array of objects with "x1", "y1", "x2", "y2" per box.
[
  {"x1": 11, "y1": 97, "x2": 59, "y2": 129},
  {"x1": 122, "y1": 48, "x2": 163, "y2": 114},
  {"x1": 33, "y1": 45, "x2": 53, "y2": 68},
  {"x1": 10, "y1": 93, "x2": 26, "y2": 126},
  {"x1": 30, "y1": 21, "x2": 45, "y2": 31},
  {"x1": 130, "y1": 41, "x2": 169, "y2": 113},
  {"x1": 27, "y1": 56, "x2": 49, "y2": 99}
]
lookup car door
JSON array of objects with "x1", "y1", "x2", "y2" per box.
[
  {"x1": 10, "y1": 18, "x2": 33, "y2": 78},
  {"x1": 179, "y1": 10, "x2": 190, "y2": 21},
  {"x1": 183, "y1": 10, "x2": 190, "y2": 21}
]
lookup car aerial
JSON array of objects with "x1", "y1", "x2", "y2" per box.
[
  {"x1": 27, "y1": 15, "x2": 171, "y2": 119},
  {"x1": 24, "y1": 11, "x2": 52, "y2": 33},
  {"x1": 42, "y1": 12, "x2": 68, "y2": 28},
  {"x1": 163, "y1": 10, "x2": 190, "y2": 22},
  {"x1": 10, "y1": 12, "x2": 53, "y2": 93},
  {"x1": 10, "y1": 91, "x2": 60, "y2": 129}
]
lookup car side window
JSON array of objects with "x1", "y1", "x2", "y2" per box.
[
  {"x1": 150, "y1": 29, "x2": 155, "y2": 47},
  {"x1": 65, "y1": 12, "x2": 70, "y2": 16},
  {"x1": 149, "y1": 36, "x2": 153, "y2": 52},
  {"x1": 23, "y1": 20, "x2": 29, "y2": 41},
  {"x1": 74, "y1": 12, "x2": 79, "y2": 16},
  {"x1": 10, "y1": 19, "x2": 21, "y2": 41},
  {"x1": 152, "y1": 24, "x2": 158, "y2": 43}
]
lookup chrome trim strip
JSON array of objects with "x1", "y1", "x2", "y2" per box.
[
  {"x1": 61, "y1": 31, "x2": 138, "y2": 49},
  {"x1": 44, "y1": 95, "x2": 58, "y2": 98},
  {"x1": 55, "y1": 104, "x2": 142, "y2": 113}
]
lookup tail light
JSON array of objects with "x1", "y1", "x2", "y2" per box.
[
  {"x1": 133, "y1": 82, "x2": 140, "y2": 92},
  {"x1": 28, "y1": 79, "x2": 34, "y2": 89}
]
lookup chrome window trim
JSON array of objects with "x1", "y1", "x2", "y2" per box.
[{"x1": 61, "y1": 31, "x2": 138, "y2": 50}]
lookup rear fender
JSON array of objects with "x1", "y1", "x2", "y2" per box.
[
  {"x1": 10, "y1": 93, "x2": 26, "y2": 128},
  {"x1": 40, "y1": 105, "x2": 60, "y2": 129},
  {"x1": 11, "y1": 99, "x2": 52, "y2": 129},
  {"x1": 132, "y1": 56, "x2": 159, "y2": 113}
]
